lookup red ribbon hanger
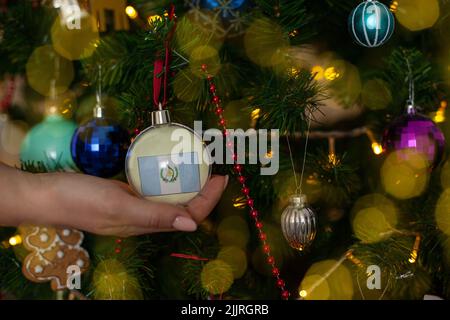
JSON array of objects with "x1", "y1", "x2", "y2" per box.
[{"x1": 153, "y1": 4, "x2": 176, "y2": 110}]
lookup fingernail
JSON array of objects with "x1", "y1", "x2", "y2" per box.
[
  {"x1": 173, "y1": 216, "x2": 197, "y2": 232},
  {"x1": 223, "y1": 175, "x2": 229, "y2": 190}
]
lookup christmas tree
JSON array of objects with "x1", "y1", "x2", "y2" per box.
[{"x1": 0, "y1": 0, "x2": 449, "y2": 300}]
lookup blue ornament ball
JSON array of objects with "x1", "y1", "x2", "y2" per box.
[
  {"x1": 202, "y1": 0, "x2": 246, "y2": 17},
  {"x1": 20, "y1": 114, "x2": 77, "y2": 171},
  {"x1": 71, "y1": 117, "x2": 130, "y2": 178},
  {"x1": 348, "y1": 0, "x2": 395, "y2": 47}
]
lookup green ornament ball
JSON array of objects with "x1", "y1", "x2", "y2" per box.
[{"x1": 20, "y1": 114, "x2": 77, "y2": 171}]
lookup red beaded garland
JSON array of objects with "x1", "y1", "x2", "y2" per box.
[
  {"x1": 202, "y1": 64, "x2": 288, "y2": 300},
  {"x1": 276, "y1": 279, "x2": 285, "y2": 288},
  {"x1": 272, "y1": 267, "x2": 280, "y2": 276}
]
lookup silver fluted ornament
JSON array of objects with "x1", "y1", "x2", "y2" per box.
[{"x1": 281, "y1": 194, "x2": 317, "y2": 251}]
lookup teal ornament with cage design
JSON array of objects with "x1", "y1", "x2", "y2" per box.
[{"x1": 348, "y1": 0, "x2": 395, "y2": 48}]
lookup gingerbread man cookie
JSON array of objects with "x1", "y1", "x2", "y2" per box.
[{"x1": 19, "y1": 225, "x2": 90, "y2": 291}]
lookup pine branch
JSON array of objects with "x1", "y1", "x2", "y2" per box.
[{"x1": 250, "y1": 69, "x2": 325, "y2": 135}]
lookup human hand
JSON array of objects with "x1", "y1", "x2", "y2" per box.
[{"x1": 19, "y1": 172, "x2": 228, "y2": 237}]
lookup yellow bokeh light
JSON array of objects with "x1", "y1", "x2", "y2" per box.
[
  {"x1": 362, "y1": 79, "x2": 392, "y2": 110},
  {"x1": 328, "y1": 60, "x2": 362, "y2": 108},
  {"x1": 436, "y1": 188, "x2": 450, "y2": 236},
  {"x1": 441, "y1": 160, "x2": 450, "y2": 189},
  {"x1": 125, "y1": 6, "x2": 138, "y2": 19},
  {"x1": 244, "y1": 18, "x2": 289, "y2": 68},
  {"x1": 353, "y1": 207, "x2": 395, "y2": 243},
  {"x1": 201, "y1": 260, "x2": 234, "y2": 295},
  {"x1": 395, "y1": 0, "x2": 440, "y2": 31},
  {"x1": 190, "y1": 45, "x2": 221, "y2": 78},
  {"x1": 324, "y1": 67, "x2": 340, "y2": 81},
  {"x1": 381, "y1": 150, "x2": 429, "y2": 199},
  {"x1": 299, "y1": 260, "x2": 353, "y2": 300},
  {"x1": 8, "y1": 235, "x2": 22, "y2": 246},
  {"x1": 442, "y1": 236, "x2": 450, "y2": 268},
  {"x1": 299, "y1": 275, "x2": 330, "y2": 300},
  {"x1": 26, "y1": 45, "x2": 74, "y2": 96},
  {"x1": 217, "y1": 216, "x2": 249, "y2": 248},
  {"x1": 93, "y1": 259, "x2": 143, "y2": 300},
  {"x1": 175, "y1": 14, "x2": 223, "y2": 57},
  {"x1": 51, "y1": 14, "x2": 99, "y2": 61},
  {"x1": 351, "y1": 194, "x2": 398, "y2": 243},
  {"x1": 372, "y1": 142, "x2": 383, "y2": 155},
  {"x1": 217, "y1": 246, "x2": 248, "y2": 279},
  {"x1": 173, "y1": 69, "x2": 203, "y2": 102}
]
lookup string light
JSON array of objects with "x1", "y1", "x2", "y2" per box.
[
  {"x1": 389, "y1": 1, "x2": 398, "y2": 13},
  {"x1": 288, "y1": 67, "x2": 300, "y2": 78},
  {"x1": 8, "y1": 235, "x2": 22, "y2": 246},
  {"x1": 433, "y1": 101, "x2": 447, "y2": 123},
  {"x1": 408, "y1": 234, "x2": 421, "y2": 264},
  {"x1": 147, "y1": 14, "x2": 162, "y2": 26},
  {"x1": 1, "y1": 235, "x2": 22, "y2": 248},
  {"x1": 125, "y1": 6, "x2": 138, "y2": 19},
  {"x1": 311, "y1": 65, "x2": 324, "y2": 80},
  {"x1": 324, "y1": 67, "x2": 340, "y2": 81},
  {"x1": 289, "y1": 29, "x2": 299, "y2": 37},
  {"x1": 366, "y1": 129, "x2": 384, "y2": 155},
  {"x1": 327, "y1": 137, "x2": 340, "y2": 167},
  {"x1": 345, "y1": 250, "x2": 364, "y2": 268},
  {"x1": 299, "y1": 289, "x2": 307, "y2": 298},
  {"x1": 251, "y1": 108, "x2": 261, "y2": 120}
]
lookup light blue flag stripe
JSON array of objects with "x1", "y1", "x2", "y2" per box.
[
  {"x1": 137, "y1": 155, "x2": 162, "y2": 196},
  {"x1": 179, "y1": 152, "x2": 200, "y2": 193},
  {"x1": 137, "y1": 152, "x2": 200, "y2": 196}
]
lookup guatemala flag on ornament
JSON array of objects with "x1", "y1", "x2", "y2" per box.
[{"x1": 137, "y1": 152, "x2": 201, "y2": 196}]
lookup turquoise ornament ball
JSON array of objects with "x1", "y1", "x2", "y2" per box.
[
  {"x1": 20, "y1": 114, "x2": 77, "y2": 171},
  {"x1": 348, "y1": 0, "x2": 395, "y2": 47}
]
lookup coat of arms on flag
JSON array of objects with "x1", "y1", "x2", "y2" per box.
[{"x1": 137, "y1": 152, "x2": 201, "y2": 196}]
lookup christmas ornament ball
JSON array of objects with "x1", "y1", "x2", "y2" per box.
[
  {"x1": 71, "y1": 117, "x2": 130, "y2": 178},
  {"x1": 382, "y1": 111, "x2": 445, "y2": 168},
  {"x1": 348, "y1": 0, "x2": 395, "y2": 47},
  {"x1": 125, "y1": 109, "x2": 211, "y2": 204},
  {"x1": 281, "y1": 194, "x2": 317, "y2": 251},
  {"x1": 20, "y1": 114, "x2": 77, "y2": 171},
  {"x1": 203, "y1": 0, "x2": 246, "y2": 12}
]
